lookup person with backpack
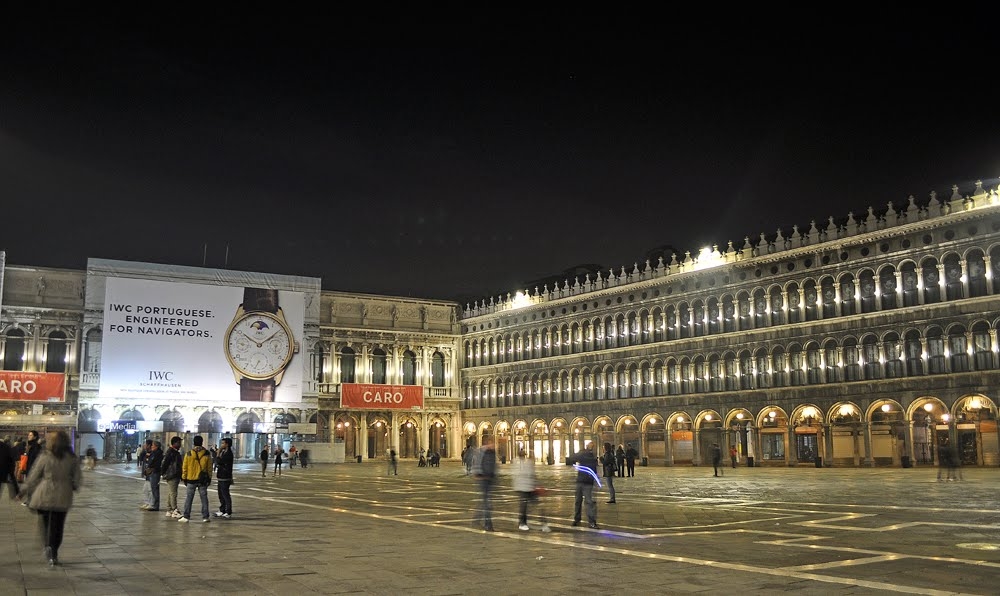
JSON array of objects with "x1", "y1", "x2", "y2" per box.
[
  {"x1": 213, "y1": 438, "x2": 234, "y2": 519},
  {"x1": 601, "y1": 443, "x2": 617, "y2": 504},
  {"x1": 160, "y1": 436, "x2": 183, "y2": 518},
  {"x1": 569, "y1": 443, "x2": 599, "y2": 529},
  {"x1": 178, "y1": 435, "x2": 212, "y2": 523}
]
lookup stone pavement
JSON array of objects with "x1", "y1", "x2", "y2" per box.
[{"x1": 1, "y1": 458, "x2": 999, "y2": 595}]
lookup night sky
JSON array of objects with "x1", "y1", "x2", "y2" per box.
[{"x1": 3, "y1": 21, "x2": 999, "y2": 305}]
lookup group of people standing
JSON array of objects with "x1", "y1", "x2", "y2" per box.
[
  {"x1": 137, "y1": 435, "x2": 234, "y2": 523},
  {"x1": 259, "y1": 444, "x2": 309, "y2": 478}
]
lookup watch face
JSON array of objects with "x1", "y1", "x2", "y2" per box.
[{"x1": 225, "y1": 311, "x2": 294, "y2": 379}]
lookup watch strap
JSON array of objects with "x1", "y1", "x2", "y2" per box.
[
  {"x1": 243, "y1": 288, "x2": 279, "y2": 313},
  {"x1": 240, "y1": 378, "x2": 275, "y2": 402}
]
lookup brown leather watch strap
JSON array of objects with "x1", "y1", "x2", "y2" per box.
[
  {"x1": 240, "y1": 378, "x2": 275, "y2": 402},
  {"x1": 243, "y1": 288, "x2": 279, "y2": 313}
]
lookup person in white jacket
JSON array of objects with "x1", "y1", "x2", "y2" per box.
[{"x1": 512, "y1": 448, "x2": 549, "y2": 532}]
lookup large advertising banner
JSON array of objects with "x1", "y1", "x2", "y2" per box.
[
  {"x1": 0, "y1": 371, "x2": 65, "y2": 401},
  {"x1": 98, "y1": 277, "x2": 304, "y2": 402},
  {"x1": 341, "y1": 383, "x2": 424, "y2": 409}
]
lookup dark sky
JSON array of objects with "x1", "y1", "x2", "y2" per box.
[{"x1": 3, "y1": 20, "x2": 999, "y2": 305}]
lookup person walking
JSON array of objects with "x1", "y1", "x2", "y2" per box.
[
  {"x1": 462, "y1": 446, "x2": 473, "y2": 476},
  {"x1": 625, "y1": 443, "x2": 638, "y2": 477},
  {"x1": 273, "y1": 447, "x2": 284, "y2": 477},
  {"x1": 711, "y1": 443, "x2": 723, "y2": 477},
  {"x1": 730, "y1": 445, "x2": 738, "y2": 468},
  {"x1": 512, "y1": 448, "x2": 549, "y2": 532},
  {"x1": 570, "y1": 444, "x2": 599, "y2": 529},
  {"x1": 141, "y1": 441, "x2": 163, "y2": 511},
  {"x1": 388, "y1": 449, "x2": 398, "y2": 476},
  {"x1": 16, "y1": 430, "x2": 42, "y2": 482},
  {"x1": 615, "y1": 444, "x2": 626, "y2": 478},
  {"x1": 288, "y1": 444, "x2": 298, "y2": 468},
  {"x1": 85, "y1": 445, "x2": 97, "y2": 471},
  {"x1": 18, "y1": 430, "x2": 81, "y2": 566},
  {"x1": 260, "y1": 446, "x2": 269, "y2": 478},
  {"x1": 161, "y1": 436, "x2": 183, "y2": 518},
  {"x1": 602, "y1": 443, "x2": 617, "y2": 504},
  {"x1": 178, "y1": 435, "x2": 212, "y2": 523},
  {"x1": 0, "y1": 438, "x2": 18, "y2": 500},
  {"x1": 138, "y1": 439, "x2": 153, "y2": 509},
  {"x1": 299, "y1": 448, "x2": 309, "y2": 469},
  {"x1": 213, "y1": 438, "x2": 234, "y2": 519},
  {"x1": 471, "y1": 438, "x2": 497, "y2": 531}
]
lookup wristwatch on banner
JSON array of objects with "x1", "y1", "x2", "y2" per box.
[{"x1": 225, "y1": 287, "x2": 298, "y2": 401}]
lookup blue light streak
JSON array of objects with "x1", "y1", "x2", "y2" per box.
[{"x1": 572, "y1": 464, "x2": 602, "y2": 487}]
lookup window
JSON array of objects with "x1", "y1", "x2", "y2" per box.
[
  {"x1": 3, "y1": 329, "x2": 26, "y2": 371},
  {"x1": 859, "y1": 272, "x2": 876, "y2": 313},
  {"x1": 789, "y1": 347, "x2": 805, "y2": 386},
  {"x1": 926, "y1": 329, "x2": 945, "y2": 374},
  {"x1": 724, "y1": 354, "x2": 737, "y2": 391},
  {"x1": 862, "y1": 336, "x2": 881, "y2": 379},
  {"x1": 948, "y1": 327, "x2": 969, "y2": 373},
  {"x1": 922, "y1": 261, "x2": 941, "y2": 304},
  {"x1": 431, "y1": 352, "x2": 445, "y2": 387},
  {"x1": 968, "y1": 252, "x2": 988, "y2": 297},
  {"x1": 340, "y1": 347, "x2": 356, "y2": 383},
  {"x1": 402, "y1": 350, "x2": 417, "y2": 385},
  {"x1": 787, "y1": 285, "x2": 801, "y2": 324},
  {"x1": 840, "y1": 276, "x2": 857, "y2": 316},
  {"x1": 843, "y1": 339, "x2": 861, "y2": 381},
  {"x1": 806, "y1": 344, "x2": 822, "y2": 384},
  {"x1": 973, "y1": 324, "x2": 994, "y2": 370},
  {"x1": 905, "y1": 331, "x2": 924, "y2": 376},
  {"x1": 883, "y1": 334, "x2": 904, "y2": 378},
  {"x1": 880, "y1": 268, "x2": 898, "y2": 310},
  {"x1": 821, "y1": 278, "x2": 837, "y2": 318},
  {"x1": 943, "y1": 255, "x2": 963, "y2": 301},
  {"x1": 824, "y1": 341, "x2": 840, "y2": 382},
  {"x1": 901, "y1": 264, "x2": 919, "y2": 307},
  {"x1": 45, "y1": 331, "x2": 67, "y2": 373},
  {"x1": 739, "y1": 352, "x2": 753, "y2": 390},
  {"x1": 371, "y1": 348, "x2": 387, "y2": 384}
]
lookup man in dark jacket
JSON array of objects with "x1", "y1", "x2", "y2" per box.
[
  {"x1": 142, "y1": 441, "x2": 163, "y2": 511},
  {"x1": 570, "y1": 444, "x2": 599, "y2": 529},
  {"x1": 161, "y1": 436, "x2": 183, "y2": 518},
  {"x1": 0, "y1": 438, "x2": 17, "y2": 499},
  {"x1": 213, "y1": 437, "x2": 234, "y2": 519}
]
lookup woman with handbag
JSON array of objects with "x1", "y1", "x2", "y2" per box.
[{"x1": 18, "y1": 430, "x2": 82, "y2": 567}]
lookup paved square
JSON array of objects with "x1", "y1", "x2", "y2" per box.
[{"x1": 2, "y1": 460, "x2": 998, "y2": 594}]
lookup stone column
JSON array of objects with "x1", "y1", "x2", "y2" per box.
[
  {"x1": 960, "y1": 259, "x2": 970, "y2": 298},
  {"x1": 692, "y1": 426, "x2": 702, "y2": 466},
  {"x1": 664, "y1": 424, "x2": 674, "y2": 466},
  {"x1": 894, "y1": 271, "x2": 904, "y2": 307},
  {"x1": 787, "y1": 424, "x2": 797, "y2": 466},
  {"x1": 984, "y1": 256, "x2": 994, "y2": 295},
  {"x1": 937, "y1": 264, "x2": 946, "y2": 300},
  {"x1": 359, "y1": 413, "x2": 370, "y2": 460},
  {"x1": 904, "y1": 420, "x2": 915, "y2": 465},
  {"x1": 916, "y1": 267, "x2": 926, "y2": 305},
  {"x1": 823, "y1": 424, "x2": 833, "y2": 466}
]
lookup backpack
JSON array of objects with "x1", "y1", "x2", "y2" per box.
[
  {"x1": 192, "y1": 450, "x2": 212, "y2": 486},
  {"x1": 162, "y1": 450, "x2": 181, "y2": 481}
]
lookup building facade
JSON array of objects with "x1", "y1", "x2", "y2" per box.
[{"x1": 458, "y1": 181, "x2": 1000, "y2": 468}]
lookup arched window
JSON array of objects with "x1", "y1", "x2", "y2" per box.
[
  {"x1": 340, "y1": 347, "x2": 356, "y2": 383},
  {"x1": 159, "y1": 409, "x2": 185, "y2": 433},
  {"x1": 803, "y1": 281, "x2": 819, "y2": 321},
  {"x1": 754, "y1": 349, "x2": 770, "y2": 388},
  {"x1": 235, "y1": 412, "x2": 260, "y2": 434},
  {"x1": 312, "y1": 343, "x2": 327, "y2": 383},
  {"x1": 708, "y1": 355, "x2": 722, "y2": 391},
  {"x1": 199, "y1": 410, "x2": 224, "y2": 434},
  {"x1": 824, "y1": 340, "x2": 840, "y2": 382},
  {"x1": 905, "y1": 330, "x2": 923, "y2": 376},
  {"x1": 401, "y1": 350, "x2": 417, "y2": 385},
  {"x1": 789, "y1": 345, "x2": 805, "y2": 386},
  {"x1": 821, "y1": 278, "x2": 837, "y2": 318},
  {"x1": 769, "y1": 289, "x2": 784, "y2": 326},
  {"x1": 678, "y1": 304, "x2": 691, "y2": 339},
  {"x1": 666, "y1": 306, "x2": 678, "y2": 340},
  {"x1": 753, "y1": 291, "x2": 767, "y2": 328},
  {"x1": 805, "y1": 343, "x2": 821, "y2": 384},
  {"x1": 922, "y1": 260, "x2": 941, "y2": 304},
  {"x1": 84, "y1": 328, "x2": 102, "y2": 373},
  {"x1": 943, "y1": 254, "x2": 963, "y2": 301},
  {"x1": 707, "y1": 299, "x2": 721, "y2": 334},
  {"x1": 680, "y1": 358, "x2": 693, "y2": 394},
  {"x1": 973, "y1": 323, "x2": 994, "y2": 370},
  {"x1": 653, "y1": 361, "x2": 665, "y2": 395},
  {"x1": 840, "y1": 275, "x2": 857, "y2": 316},
  {"x1": 737, "y1": 294, "x2": 751, "y2": 330},
  {"x1": 3, "y1": 328, "x2": 26, "y2": 371},
  {"x1": 666, "y1": 361, "x2": 679, "y2": 395},
  {"x1": 722, "y1": 297, "x2": 737, "y2": 333},
  {"x1": 694, "y1": 357, "x2": 707, "y2": 393},
  {"x1": 739, "y1": 351, "x2": 753, "y2": 390},
  {"x1": 692, "y1": 302, "x2": 705, "y2": 337},
  {"x1": 859, "y1": 271, "x2": 877, "y2": 313},
  {"x1": 926, "y1": 328, "x2": 946, "y2": 374},
  {"x1": 879, "y1": 268, "x2": 898, "y2": 310},
  {"x1": 843, "y1": 338, "x2": 861, "y2": 381},
  {"x1": 862, "y1": 335, "x2": 881, "y2": 379},
  {"x1": 724, "y1": 353, "x2": 737, "y2": 391},
  {"x1": 901, "y1": 263, "x2": 919, "y2": 307},
  {"x1": 431, "y1": 352, "x2": 445, "y2": 387},
  {"x1": 786, "y1": 284, "x2": 801, "y2": 324},
  {"x1": 948, "y1": 326, "x2": 969, "y2": 372},
  {"x1": 883, "y1": 333, "x2": 904, "y2": 378},
  {"x1": 45, "y1": 331, "x2": 67, "y2": 373},
  {"x1": 968, "y1": 251, "x2": 988, "y2": 297}
]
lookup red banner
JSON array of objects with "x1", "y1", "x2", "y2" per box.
[
  {"x1": 0, "y1": 371, "x2": 66, "y2": 401},
  {"x1": 341, "y1": 383, "x2": 423, "y2": 409}
]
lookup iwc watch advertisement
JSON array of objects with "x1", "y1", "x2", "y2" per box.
[
  {"x1": 224, "y1": 287, "x2": 298, "y2": 402},
  {"x1": 98, "y1": 276, "x2": 305, "y2": 402}
]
